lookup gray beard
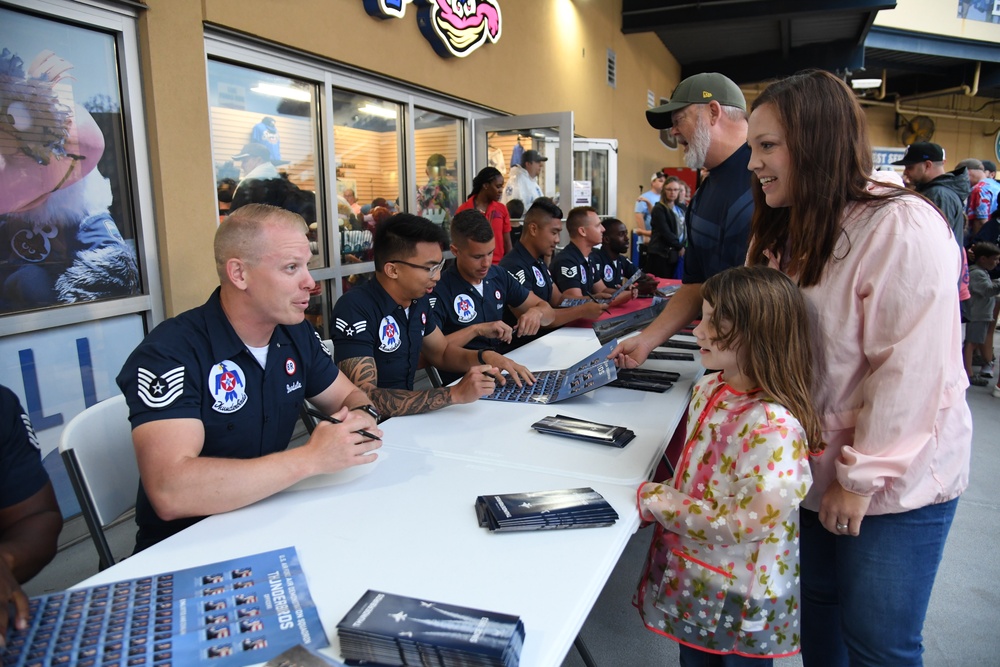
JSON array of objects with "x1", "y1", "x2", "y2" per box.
[{"x1": 683, "y1": 114, "x2": 711, "y2": 169}]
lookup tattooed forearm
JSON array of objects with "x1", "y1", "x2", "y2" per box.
[
  {"x1": 338, "y1": 356, "x2": 454, "y2": 418},
  {"x1": 369, "y1": 387, "x2": 453, "y2": 418}
]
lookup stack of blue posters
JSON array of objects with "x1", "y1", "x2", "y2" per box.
[
  {"x1": 2, "y1": 547, "x2": 327, "y2": 667},
  {"x1": 475, "y1": 487, "x2": 619, "y2": 532},
  {"x1": 336, "y1": 591, "x2": 524, "y2": 667}
]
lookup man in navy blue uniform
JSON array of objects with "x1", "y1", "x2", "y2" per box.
[
  {"x1": 433, "y1": 209, "x2": 554, "y2": 357},
  {"x1": 117, "y1": 204, "x2": 382, "y2": 552},
  {"x1": 590, "y1": 218, "x2": 640, "y2": 289},
  {"x1": 331, "y1": 213, "x2": 533, "y2": 418},
  {"x1": 612, "y1": 72, "x2": 752, "y2": 367},
  {"x1": 1, "y1": 384, "x2": 62, "y2": 640},
  {"x1": 498, "y1": 200, "x2": 606, "y2": 347},
  {"x1": 552, "y1": 206, "x2": 633, "y2": 304}
]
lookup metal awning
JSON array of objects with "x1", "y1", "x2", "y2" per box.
[{"x1": 622, "y1": 0, "x2": 1000, "y2": 101}]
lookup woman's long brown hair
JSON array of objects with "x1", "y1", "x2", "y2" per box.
[{"x1": 746, "y1": 70, "x2": 910, "y2": 287}]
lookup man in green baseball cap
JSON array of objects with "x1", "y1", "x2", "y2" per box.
[
  {"x1": 646, "y1": 72, "x2": 747, "y2": 170},
  {"x1": 611, "y1": 71, "x2": 752, "y2": 370}
]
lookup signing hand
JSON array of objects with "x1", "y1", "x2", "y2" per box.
[
  {"x1": 452, "y1": 365, "x2": 500, "y2": 403},
  {"x1": 305, "y1": 407, "x2": 382, "y2": 474},
  {"x1": 818, "y1": 480, "x2": 872, "y2": 537},
  {"x1": 578, "y1": 301, "x2": 608, "y2": 320}
]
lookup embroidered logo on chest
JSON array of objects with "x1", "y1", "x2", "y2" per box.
[
  {"x1": 454, "y1": 294, "x2": 477, "y2": 322},
  {"x1": 378, "y1": 315, "x2": 402, "y2": 353},
  {"x1": 209, "y1": 361, "x2": 248, "y2": 414},
  {"x1": 532, "y1": 266, "x2": 546, "y2": 287}
]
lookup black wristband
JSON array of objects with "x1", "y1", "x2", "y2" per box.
[{"x1": 477, "y1": 348, "x2": 494, "y2": 365}]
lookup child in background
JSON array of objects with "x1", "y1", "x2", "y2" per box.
[
  {"x1": 963, "y1": 241, "x2": 1000, "y2": 387},
  {"x1": 634, "y1": 266, "x2": 822, "y2": 666}
]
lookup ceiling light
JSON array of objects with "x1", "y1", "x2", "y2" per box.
[
  {"x1": 359, "y1": 104, "x2": 396, "y2": 119},
  {"x1": 851, "y1": 78, "x2": 882, "y2": 90},
  {"x1": 250, "y1": 83, "x2": 311, "y2": 102}
]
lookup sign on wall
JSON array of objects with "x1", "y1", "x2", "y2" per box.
[
  {"x1": 872, "y1": 145, "x2": 907, "y2": 170},
  {"x1": 1, "y1": 315, "x2": 145, "y2": 516},
  {"x1": 363, "y1": 0, "x2": 502, "y2": 58}
]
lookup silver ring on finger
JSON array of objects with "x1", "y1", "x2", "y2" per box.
[{"x1": 836, "y1": 522, "x2": 848, "y2": 532}]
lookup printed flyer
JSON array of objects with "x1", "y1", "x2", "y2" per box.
[{"x1": 2, "y1": 547, "x2": 327, "y2": 667}]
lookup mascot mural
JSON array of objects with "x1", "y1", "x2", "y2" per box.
[
  {"x1": 363, "y1": 0, "x2": 502, "y2": 59},
  {"x1": 0, "y1": 47, "x2": 139, "y2": 314}
]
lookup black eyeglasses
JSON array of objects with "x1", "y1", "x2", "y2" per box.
[{"x1": 389, "y1": 258, "x2": 446, "y2": 278}]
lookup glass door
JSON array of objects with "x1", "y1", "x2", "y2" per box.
[
  {"x1": 472, "y1": 112, "x2": 573, "y2": 220},
  {"x1": 572, "y1": 139, "x2": 618, "y2": 218}
]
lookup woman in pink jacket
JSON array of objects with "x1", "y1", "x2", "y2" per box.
[{"x1": 745, "y1": 70, "x2": 972, "y2": 666}]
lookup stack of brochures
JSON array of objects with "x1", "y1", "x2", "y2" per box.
[
  {"x1": 530, "y1": 414, "x2": 635, "y2": 448},
  {"x1": 475, "y1": 487, "x2": 619, "y2": 532},
  {"x1": 609, "y1": 368, "x2": 680, "y2": 393},
  {"x1": 337, "y1": 590, "x2": 524, "y2": 667}
]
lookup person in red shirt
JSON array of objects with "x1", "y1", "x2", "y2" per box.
[{"x1": 456, "y1": 167, "x2": 512, "y2": 264}]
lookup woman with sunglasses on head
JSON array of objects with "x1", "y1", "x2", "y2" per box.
[{"x1": 745, "y1": 69, "x2": 971, "y2": 667}]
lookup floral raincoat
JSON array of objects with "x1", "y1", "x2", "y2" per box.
[{"x1": 634, "y1": 372, "x2": 812, "y2": 658}]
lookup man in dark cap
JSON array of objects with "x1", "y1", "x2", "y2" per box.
[
  {"x1": 502, "y1": 149, "x2": 548, "y2": 210},
  {"x1": 611, "y1": 72, "x2": 752, "y2": 368},
  {"x1": 893, "y1": 142, "x2": 969, "y2": 247}
]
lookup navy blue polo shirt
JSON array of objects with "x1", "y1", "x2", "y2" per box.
[
  {"x1": 116, "y1": 288, "x2": 339, "y2": 550},
  {"x1": 331, "y1": 277, "x2": 437, "y2": 390},
  {"x1": 683, "y1": 143, "x2": 754, "y2": 284},
  {"x1": 0, "y1": 385, "x2": 50, "y2": 509},
  {"x1": 499, "y1": 241, "x2": 554, "y2": 304},
  {"x1": 589, "y1": 247, "x2": 638, "y2": 289},
  {"x1": 431, "y1": 265, "x2": 530, "y2": 352},
  {"x1": 552, "y1": 242, "x2": 595, "y2": 295}
]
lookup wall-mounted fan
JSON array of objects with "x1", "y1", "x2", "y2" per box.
[{"x1": 899, "y1": 115, "x2": 936, "y2": 145}]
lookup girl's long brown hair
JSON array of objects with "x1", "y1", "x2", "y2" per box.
[
  {"x1": 702, "y1": 266, "x2": 823, "y2": 453},
  {"x1": 746, "y1": 69, "x2": 910, "y2": 287}
]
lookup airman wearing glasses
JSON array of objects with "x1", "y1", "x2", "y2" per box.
[{"x1": 331, "y1": 213, "x2": 532, "y2": 418}]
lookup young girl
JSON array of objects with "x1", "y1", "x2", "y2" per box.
[{"x1": 634, "y1": 266, "x2": 822, "y2": 666}]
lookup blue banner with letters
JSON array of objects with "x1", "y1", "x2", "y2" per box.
[{"x1": 1, "y1": 315, "x2": 144, "y2": 516}]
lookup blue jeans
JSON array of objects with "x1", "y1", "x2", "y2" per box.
[
  {"x1": 799, "y1": 499, "x2": 959, "y2": 667},
  {"x1": 678, "y1": 645, "x2": 772, "y2": 667}
]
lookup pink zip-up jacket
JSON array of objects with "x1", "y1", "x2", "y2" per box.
[{"x1": 766, "y1": 190, "x2": 972, "y2": 514}]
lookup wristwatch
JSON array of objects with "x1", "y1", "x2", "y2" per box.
[{"x1": 351, "y1": 404, "x2": 381, "y2": 423}]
